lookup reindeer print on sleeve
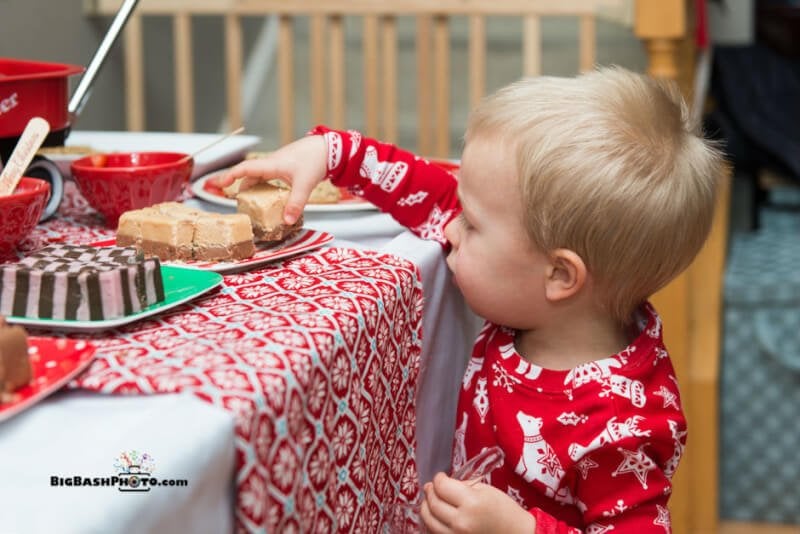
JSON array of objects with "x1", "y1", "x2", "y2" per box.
[{"x1": 515, "y1": 411, "x2": 566, "y2": 498}]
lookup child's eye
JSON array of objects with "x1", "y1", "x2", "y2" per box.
[{"x1": 459, "y1": 213, "x2": 473, "y2": 231}]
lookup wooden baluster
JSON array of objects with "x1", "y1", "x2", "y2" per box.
[
  {"x1": 124, "y1": 13, "x2": 145, "y2": 131},
  {"x1": 416, "y1": 16, "x2": 433, "y2": 156},
  {"x1": 578, "y1": 15, "x2": 595, "y2": 73},
  {"x1": 224, "y1": 14, "x2": 243, "y2": 131},
  {"x1": 381, "y1": 15, "x2": 398, "y2": 144},
  {"x1": 523, "y1": 15, "x2": 541, "y2": 77},
  {"x1": 173, "y1": 12, "x2": 194, "y2": 132},
  {"x1": 327, "y1": 15, "x2": 346, "y2": 130},
  {"x1": 278, "y1": 15, "x2": 294, "y2": 145},
  {"x1": 469, "y1": 15, "x2": 486, "y2": 110},
  {"x1": 433, "y1": 14, "x2": 449, "y2": 158},
  {"x1": 310, "y1": 15, "x2": 327, "y2": 128},
  {"x1": 362, "y1": 15, "x2": 380, "y2": 139}
]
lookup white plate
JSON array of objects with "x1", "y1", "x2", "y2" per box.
[
  {"x1": 191, "y1": 169, "x2": 378, "y2": 213},
  {"x1": 92, "y1": 228, "x2": 334, "y2": 274},
  {"x1": 42, "y1": 131, "x2": 261, "y2": 180},
  {"x1": 5, "y1": 265, "x2": 222, "y2": 333}
]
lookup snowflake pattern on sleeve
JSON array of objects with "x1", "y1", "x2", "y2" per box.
[{"x1": 309, "y1": 125, "x2": 461, "y2": 247}]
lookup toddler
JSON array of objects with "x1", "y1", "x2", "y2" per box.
[{"x1": 219, "y1": 66, "x2": 723, "y2": 533}]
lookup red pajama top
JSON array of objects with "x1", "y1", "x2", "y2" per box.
[{"x1": 311, "y1": 126, "x2": 687, "y2": 533}]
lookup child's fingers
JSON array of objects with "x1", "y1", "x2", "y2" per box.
[
  {"x1": 283, "y1": 176, "x2": 316, "y2": 224},
  {"x1": 217, "y1": 159, "x2": 285, "y2": 188},
  {"x1": 431, "y1": 472, "x2": 470, "y2": 506},
  {"x1": 419, "y1": 499, "x2": 451, "y2": 534},
  {"x1": 425, "y1": 474, "x2": 468, "y2": 528}
]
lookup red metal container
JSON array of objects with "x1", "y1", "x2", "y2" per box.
[{"x1": 0, "y1": 58, "x2": 84, "y2": 139}]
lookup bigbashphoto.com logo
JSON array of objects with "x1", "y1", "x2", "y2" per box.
[
  {"x1": 114, "y1": 450, "x2": 156, "y2": 492},
  {"x1": 50, "y1": 450, "x2": 188, "y2": 492}
]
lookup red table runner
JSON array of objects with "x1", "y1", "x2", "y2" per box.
[{"x1": 12, "y1": 183, "x2": 425, "y2": 532}]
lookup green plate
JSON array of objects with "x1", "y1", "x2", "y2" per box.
[{"x1": 6, "y1": 265, "x2": 223, "y2": 333}]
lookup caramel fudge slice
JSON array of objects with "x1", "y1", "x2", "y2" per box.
[
  {"x1": 224, "y1": 176, "x2": 341, "y2": 204},
  {"x1": 117, "y1": 202, "x2": 255, "y2": 261},
  {"x1": 192, "y1": 213, "x2": 255, "y2": 261},
  {"x1": 236, "y1": 183, "x2": 303, "y2": 242},
  {"x1": 117, "y1": 208, "x2": 194, "y2": 260},
  {"x1": 0, "y1": 317, "x2": 31, "y2": 398}
]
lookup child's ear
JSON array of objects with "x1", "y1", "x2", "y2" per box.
[{"x1": 544, "y1": 249, "x2": 586, "y2": 302}]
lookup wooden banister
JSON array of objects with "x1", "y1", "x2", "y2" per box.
[{"x1": 87, "y1": 0, "x2": 610, "y2": 157}]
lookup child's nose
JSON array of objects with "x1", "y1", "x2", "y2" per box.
[{"x1": 443, "y1": 218, "x2": 459, "y2": 248}]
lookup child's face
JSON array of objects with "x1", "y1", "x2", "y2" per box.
[{"x1": 444, "y1": 137, "x2": 550, "y2": 329}]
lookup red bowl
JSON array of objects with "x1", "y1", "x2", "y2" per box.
[
  {"x1": 0, "y1": 177, "x2": 50, "y2": 252},
  {"x1": 0, "y1": 57, "x2": 84, "y2": 138},
  {"x1": 70, "y1": 152, "x2": 193, "y2": 226}
]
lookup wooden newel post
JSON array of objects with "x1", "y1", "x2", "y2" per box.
[
  {"x1": 635, "y1": 2, "x2": 726, "y2": 534},
  {"x1": 634, "y1": 0, "x2": 686, "y2": 81}
]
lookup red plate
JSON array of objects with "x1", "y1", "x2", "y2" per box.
[{"x1": 0, "y1": 337, "x2": 96, "y2": 423}]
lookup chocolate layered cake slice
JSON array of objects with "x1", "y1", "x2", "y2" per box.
[
  {"x1": 0, "y1": 317, "x2": 31, "y2": 399},
  {"x1": 117, "y1": 202, "x2": 255, "y2": 261},
  {"x1": 0, "y1": 245, "x2": 165, "y2": 321},
  {"x1": 236, "y1": 183, "x2": 303, "y2": 242}
]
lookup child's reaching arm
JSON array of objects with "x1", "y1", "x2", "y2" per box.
[
  {"x1": 309, "y1": 126, "x2": 461, "y2": 246},
  {"x1": 219, "y1": 126, "x2": 461, "y2": 247}
]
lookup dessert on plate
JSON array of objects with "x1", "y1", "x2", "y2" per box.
[
  {"x1": 117, "y1": 202, "x2": 256, "y2": 261},
  {"x1": 225, "y1": 152, "x2": 342, "y2": 204},
  {"x1": 235, "y1": 183, "x2": 304, "y2": 242},
  {"x1": 224, "y1": 178, "x2": 342, "y2": 205},
  {"x1": 0, "y1": 317, "x2": 31, "y2": 401},
  {"x1": 0, "y1": 244, "x2": 163, "y2": 321}
]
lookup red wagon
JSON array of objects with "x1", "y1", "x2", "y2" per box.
[{"x1": 0, "y1": 57, "x2": 84, "y2": 162}]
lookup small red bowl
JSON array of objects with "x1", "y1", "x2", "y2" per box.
[
  {"x1": 0, "y1": 177, "x2": 50, "y2": 252},
  {"x1": 70, "y1": 152, "x2": 193, "y2": 227}
]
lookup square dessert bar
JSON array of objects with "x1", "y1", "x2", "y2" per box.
[
  {"x1": 117, "y1": 202, "x2": 256, "y2": 261},
  {"x1": 0, "y1": 316, "x2": 31, "y2": 397},
  {"x1": 0, "y1": 245, "x2": 165, "y2": 321}
]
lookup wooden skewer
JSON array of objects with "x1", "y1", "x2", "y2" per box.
[{"x1": 0, "y1": 117, "x2": 51, "y2": 196}]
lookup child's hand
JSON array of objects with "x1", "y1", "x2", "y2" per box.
[
  {"x1": 213, "y1": 135, "x2": 328, "y2": 224},
  {"x1": 420, "y1": 473, "x2": 536, "y2": 534}
]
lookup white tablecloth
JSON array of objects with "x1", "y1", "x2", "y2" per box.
[{"x1": 0, "y1": 205, "x2": 481, "y2": 533}]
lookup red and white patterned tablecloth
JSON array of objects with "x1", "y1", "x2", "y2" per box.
[{"x1": 12, "y1": 183, "x2": 425, "y2": 533}]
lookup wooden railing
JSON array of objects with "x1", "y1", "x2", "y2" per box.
[{"x1": 85, "y1": 0, "x2": 614, "y2": 157}]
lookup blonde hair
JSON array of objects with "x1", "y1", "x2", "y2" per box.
[{"x1": 465, "y1": 66, "x2": 724, "y2": 323}]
